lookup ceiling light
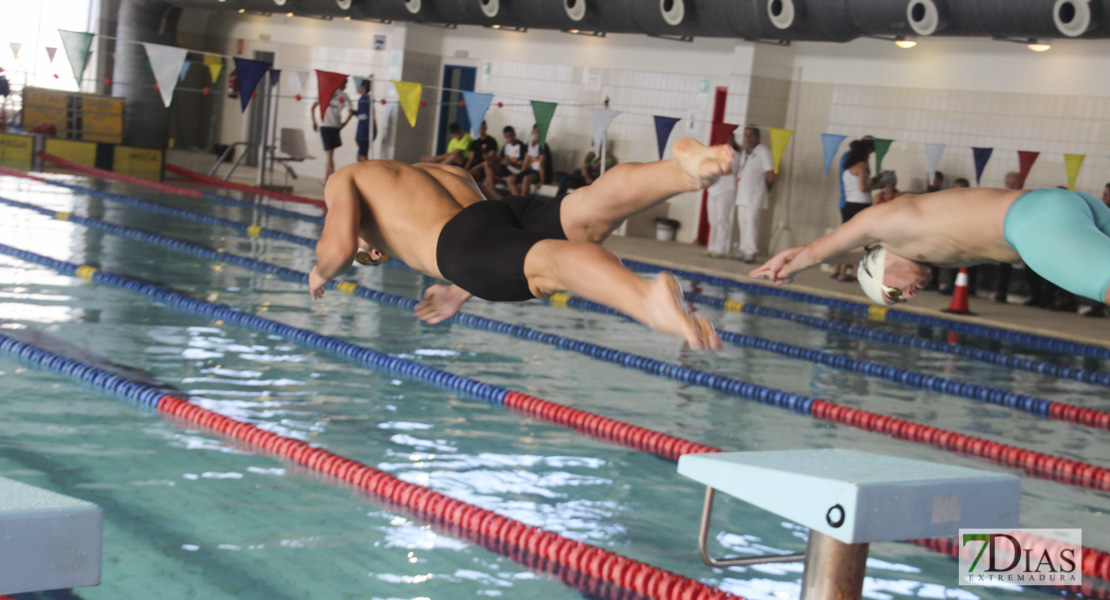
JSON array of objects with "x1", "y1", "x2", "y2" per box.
[
  {"x1": 894, "y1": 36, "x2": 917, "y2": 48},
  {"x1": 238, "y1": 8, "x2": 245, "y2": 12},
  {"x1": 1027, "y1": 40, "x2": 1052, "y2": 52},
  {"x1": 285, "y1": 11, "x2": 293, "y2": 16}
]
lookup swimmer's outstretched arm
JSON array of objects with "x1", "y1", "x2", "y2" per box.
[
  {"x1": 750, "y1": 207, "x2": 881, "y2": 284},
  {"x1": 310, "y1": 177, "x2": 362, "y2": 299}
]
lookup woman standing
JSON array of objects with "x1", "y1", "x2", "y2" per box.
[{"x1": 833, "y1": 138, "x2": 876, "y2": 281}]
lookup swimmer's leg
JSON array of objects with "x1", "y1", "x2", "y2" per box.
[
  {"x1": 523, "y1": 239, "x2": 721, "y2": 350},
  {"x1": 559, "y1": 138, "x2": 734, "y2": 244}
]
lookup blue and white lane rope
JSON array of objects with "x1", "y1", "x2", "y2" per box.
[
  {"x1": 5, "y1": 242, "x2": 1110, "y2": 493},
  {"x1": 7, "y1": 195, "x2": 1110, "y2": 431}
]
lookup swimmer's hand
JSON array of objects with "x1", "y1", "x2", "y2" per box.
[
  {"x1": 414, "y1": 284, "x2": 472, "y2": 324},
  {"x1": 749, "y1": 247, "x2": 804, "y2": 285},
  {"x1": 309, "y1": 266, "x2": 328, "y2": 300}
]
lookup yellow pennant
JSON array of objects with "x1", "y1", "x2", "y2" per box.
[
  {"x1": 768, "y1": 128, "x2": 794, "y2": 174},
  {"x1": 391, "y1": 80, "x2": 424, "y2": 127},
  {"x1": 1064, "y1": 153, "x2": 1085, "y2": 190},
  {"x1": 203, "y1": 54, "x2": 223, "y2": 84}
]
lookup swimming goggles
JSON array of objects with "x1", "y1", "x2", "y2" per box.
[{"x1": 354, "y1": 248, "x2": 388, "y2": 266}]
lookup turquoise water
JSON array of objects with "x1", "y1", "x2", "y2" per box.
[{"x1": 0, "y1": 174, "x2": 1107, "y2": 600}]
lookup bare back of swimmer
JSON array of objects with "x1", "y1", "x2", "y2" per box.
[{"x1": 309, "y1": 138, "x2": 735, "y2": 350}]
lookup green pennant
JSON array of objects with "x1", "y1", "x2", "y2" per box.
[
  {"x1": 58, "y1": 30, "x2": 95, "y2": 84},
  {"x1": 873, "y1": 138, "x2": 893, "y2": 172},
  {"x1": 531, "y1": 100, "x2": 557, "y2": 147}
]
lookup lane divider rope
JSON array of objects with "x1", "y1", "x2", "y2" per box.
[
  {"x1": 0, "y1": 330, "x2": 739, "y2": 600},
  {"x1": 4, "y1": 192, "x2": 1108, "y2": 433},
  {"x1": 164, "y1": 163, "x2": 326, "y2": 209},
  {"x1": 1, "y1": 240, "x2": 1109, "y2": 497},
  {"x1": 3, "y1": 327, "x2": 1109, "y2": 587}
]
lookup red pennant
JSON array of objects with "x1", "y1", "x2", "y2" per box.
[
  {"x1": 1017, "y1": 151, "x2": 1039, "y2": 187},
  {"x1": 710, "y1": 122, "x2": 739, "y2": 145},
  {"x1": 315, "y1": 69, "x2": 349, "y2": 120}
]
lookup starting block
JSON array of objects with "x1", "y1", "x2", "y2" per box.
[
  {"x1": 678, "y1": 449, "x2": 1020, "y2": 600},
  {"x1": 0, "y1": 477, "x2": 102, "y2": 595}
]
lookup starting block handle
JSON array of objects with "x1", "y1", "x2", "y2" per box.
[{"x1": 697, "y1": 486, "x2": 805, "y2": 568}]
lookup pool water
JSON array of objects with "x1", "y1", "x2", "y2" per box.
[{"x1": 0, "y1": 174, "x2": 1107, "y2": 600}]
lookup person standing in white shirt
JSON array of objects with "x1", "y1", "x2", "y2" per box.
[
  {"x1": 732, "y1": 127, "x2": 775, "y2": 262},
  {"x1": 703, "y1": 134, "x2": 742, "y2": 258}
]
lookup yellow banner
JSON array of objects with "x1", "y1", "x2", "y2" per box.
[
  {"x1": 113, "y1": 146, "x2": 164, "y2": 182},
  {"x1": 0, "y1": 133, "x2": 34, "y2": 171},
  {"x1": 768, "y1": 128, "x2": 795, "y2": 174},
  {"x1": 1064, "y1": 153, "x2": 1085, "y2": 190},
  {"x1": 45, "y1": 139, "x2": 97, "y2": 167},
  {"x1": 391, "y1": 80, "x2": 424, "y2": 128}
]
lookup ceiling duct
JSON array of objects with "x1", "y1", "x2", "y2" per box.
[
  {"x1": 1054, "y1": 0, "x2": 1100, "y2": 36},
  {"x1": 147, "y1": 0, "x2": 1110, "y2": 40},
  {"x1": 907, "y1": 0, "x2": 948, "y2": 36}
]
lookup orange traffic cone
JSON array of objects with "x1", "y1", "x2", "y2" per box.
[{"x1": 942, "y1": 268, "x2": 974, "y2": 315}]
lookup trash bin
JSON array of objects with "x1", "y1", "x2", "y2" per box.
[{"x1": 655, "y1": 217, "x2": 680, "y2": 241}]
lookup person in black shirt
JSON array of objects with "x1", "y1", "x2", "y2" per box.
[{"x1": 466, "y1": 121, "x2": 499, "y2": 188}]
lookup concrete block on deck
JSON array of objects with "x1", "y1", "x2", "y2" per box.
[{"x1": 0, "y1": 477, "x2": 102, "y2": 594}]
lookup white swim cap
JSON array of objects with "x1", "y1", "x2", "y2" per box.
[{"x1": 857, "y1": 246, "x2": 900, "y2": 306}]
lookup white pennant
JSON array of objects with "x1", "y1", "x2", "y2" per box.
[
  {"x1": 10, "y1": 42, "x2": 22, "y2": 60},
  {"x1": 141, "y1": 42, "x2": 188, "y2": 107},
  {"x1": 286, "y1": 70, "x2": 305, "y2": 94},
  {"x1": 924, "y1": 143, "x2": 946, "y2": 187},
  {"x1": 591, "y1": 108, "x2": 620, "y2": 151}
]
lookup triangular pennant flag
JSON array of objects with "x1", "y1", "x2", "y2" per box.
[
  {"x1": 461, "y1": 91, "x2": 494, "y2": 136},
  {"x1": 141, "y1": 42, "x2": 188, "y2": 108},
  {"x1": 711, "y1": 122, "x2": 738, "y2": 146},
  {"x1": 201, "y1": 54, "x2": 222, "y2": 84},
  {"x1": 58, "y1": 30, "x2": 94, "y2": 84},
  {"x1": 531, "y1": 100, "x2": 557, "y2": 147},
  {"x1": 9, "y1": 42, "x2": 21, "y2": 60},
  {"x1": 653, "y1": 116, "x2": 680, "y2": 159},
  {"x1": 924, "y1": 143, "x2": 946, "y2": 187},
  {"x1": 1064, "y1": 153, "x2": 1085, "y2": 190},
  {"x1": 269, "y1": 69, "x2": 281, "y2": 88},
  {"x1": 768, "y1": 128, "x2": 794, "y2": 174},
  {"x1": 1017, "y1": 150, "x2": 1039, "y2": 187},
  {"x1": 45, "y1": 47, "x2": 58, "y2": 63},
  {"x1": 821, "y1": 133, "x2": 846, "y2": 175},
  {"x1": 590, "y1": 108, "x2": 620, "y2": 151},
  {"x1": 391, "y1": 80, "x2": 423, "y2": 127},
  {"x1": 178, "y1": 60, "x2": 191, "y2": 81},
  {"x1": 315, "y1": 69, "x2": 349, "y2": 119},
  {"x1": 872, "y1": 138, "x2": 893, "y2": 172},
  {"x1": 352, "y1": 76, "x2": 365, "y2": 91},
  {"x1": 971, "y1": 147, "x2": 993, "y2": 186},
  {"x1": 287, "y1": 70, "x2": 305, "y2": 94},
  {"x1": 234, "y1": 56, "x2": 271, "y2": 112}
]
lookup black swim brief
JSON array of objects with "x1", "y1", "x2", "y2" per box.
[{"x1": 435, "y1": 195, "x2": 567, "y2": 301}]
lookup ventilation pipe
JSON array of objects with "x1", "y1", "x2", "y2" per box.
[
  {"x1": 660, "y1": 0, "x2": 687, "y2": 26},
  {"x1": 114, "y1": 0, "x2": 180, "y2": 149},
  {"x1": 479, "y1": 0, "x2": 502, "y2": 19},
  {"x1": 907, "y1": 0, "x2": 948, "y2": 36},
  {"x1": 1054, "y1": 0, "x2": 1099, "y2": 36},
  {"x1": 767, "y1": 0, "x2": 802, "y2": 30},
  {"x1": 564, "y1": 0, "x2": 590, "y2": 22}
]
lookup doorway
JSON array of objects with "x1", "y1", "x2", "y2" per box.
[{"x1": 435, "y1": 65, "x2": 477, "y2": 154}]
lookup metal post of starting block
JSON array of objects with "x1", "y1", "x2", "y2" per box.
[{"x1": 679, "y1": 449, "x2": 1021, "y2": 600}]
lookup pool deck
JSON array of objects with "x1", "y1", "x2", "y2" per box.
[{"x1": 164, "y1": 149, "x2": 1110, "y2": 351}]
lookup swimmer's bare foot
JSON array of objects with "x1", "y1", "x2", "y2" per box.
[
  {"x1": 674, "y1": 137, "x2": 735, "y2": 191},
  {"x1": 642, "y1": 273, "x2": 721, "y2": 351}
]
